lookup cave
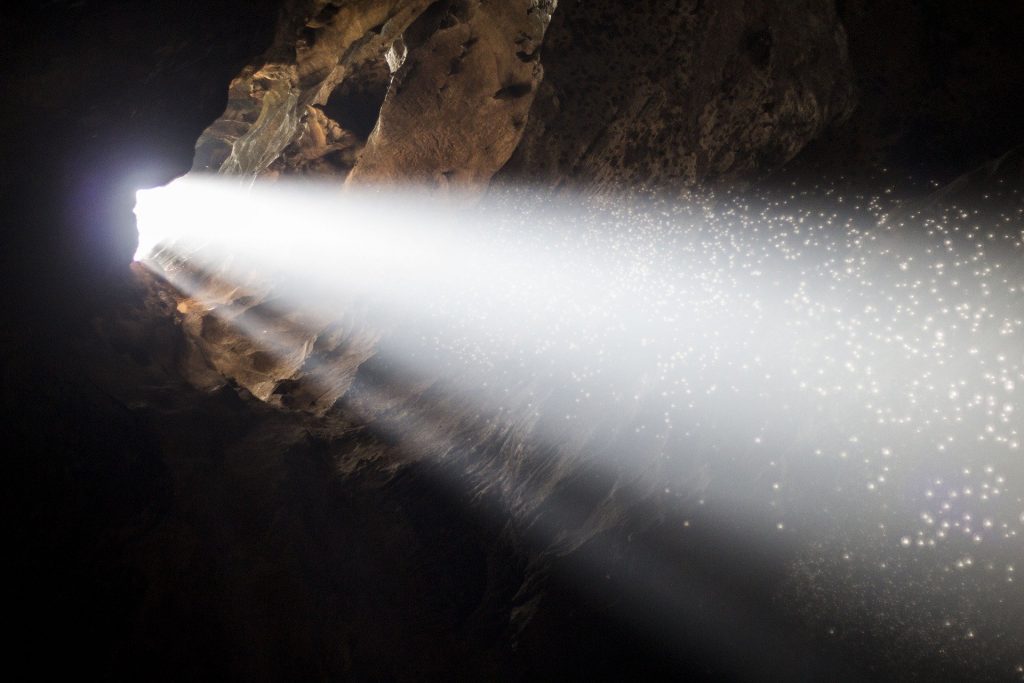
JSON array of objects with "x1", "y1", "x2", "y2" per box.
[
  {"x1": 3, "y1": 1, "x2": 1023, "y2": 681},
  {"x1": 321, "y1": 57, "x2": 390, "y2": 141}
]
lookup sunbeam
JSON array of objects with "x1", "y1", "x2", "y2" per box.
[{"x1": 135, "y1": 174, "x2": 1024, "y2": 677}]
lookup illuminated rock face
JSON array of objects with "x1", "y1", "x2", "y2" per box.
[
  {"x1": 192, "y1": 0, "x2": 555, "y2": 188},
  {"x1": 13, "y1": 1, "x2": 1024, "y2": 680},
  {"x1": 192, "y1": 0, "x2": 851, "y2": 190},
  {"x1": 191, "y1": 0, "x2": 436, "y2": 178},
  {"x1": 129, "y1": 5, "x2": 860, "y2": 663},
  {"x1": 172, "y1": 0, "x2": 856, "y2": 406}
]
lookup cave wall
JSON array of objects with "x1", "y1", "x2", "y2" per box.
[
  {"x1": 503, "y1": 0, "x2": 856, "y2": 190},
  {"x1": 189, "y1": 0, "x2": 854, "y2": 192},
  {"x1": 190, "y1": 0, "x2": 556, "y2": 191},
  {"x1": 791, "y1": 0, "x2": 1024, "y2": 179},
  {"x1": 347, "y1": 0, "x2": 556, "y2": 188},
  {"x1": 190, "y1": 0, "x2": 435, "y2": 178}
]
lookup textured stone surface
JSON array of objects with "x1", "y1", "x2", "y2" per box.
[
  {"x1": 167, "y1": 265, "x2": 384, "y2": 413},
  {"x1": 502, "y1": 0, "x2": 855, "y2": 190},
  {"x1": 173, "y1": 0, "x2": 856, "y2": 411},
  {"x1": 190, "y1": 0, "x2": 853, "y2": 192},
  {"x1": 170, "y1": 0, "x2": 559, "y2": 409},
  {"x1": 348, "y1": 0, "x2": 554, "y2": 189}
]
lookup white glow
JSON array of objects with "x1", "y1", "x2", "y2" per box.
[
  {"x1": 133, "y1": 177, "x2": 1024, "y2": 481},
  {"x1": 135, "y1": 174, "x2": 1024, "y2": 670}
]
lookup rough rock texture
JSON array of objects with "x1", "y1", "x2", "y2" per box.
[
  {"x1": 168, "y1": 0, "x2": 858, "y2": 445},
  {"x1": 501, "y1": 0, "x2": 856, "y2": 190},
  {"x1": 192, "y1": 0, "x2": 855, "y2": 193},
  {"x1": 160, "y1": 260, "x2": 384, "y2": 414},
  {"x1": 192, "y1": 0, "x2": 554, "y2": 190},
  {"x1": 2, "y1": 1, "x2": 281, "y2": 305},
  {"x1": 348, "y1": 0, "x2": 555, "y2": 189}
]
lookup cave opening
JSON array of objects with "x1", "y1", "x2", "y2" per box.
[{"x1": 320, "y1": 56, "x2": 391, "y2": 141}]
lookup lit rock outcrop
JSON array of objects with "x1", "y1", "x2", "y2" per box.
[
  {"x1": 11, "y1": 0, "x2": 1024, "y2": 679},
  {"x1": 191, "y1": 0, "x2": 555, "y2": 188},
  {"x1": 190, "y1": 0, "x2": 853, "y2": 192},
  {"x1": 347, "y1": 0, "x2": 555, "y2": 189}
]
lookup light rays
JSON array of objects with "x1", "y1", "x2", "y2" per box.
[{"x1": 135, "y1": 174, "x2": 1024, "y2": 676}]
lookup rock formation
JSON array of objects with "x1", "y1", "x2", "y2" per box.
[
  {"x1": 504, "y1": 0, "x2": 856, "y2": 190},
  {"x1": 192, "y1": 0, "x2": 556, "y2": 190}
]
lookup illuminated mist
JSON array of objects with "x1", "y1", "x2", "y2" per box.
[{"x1": 136, "y1": 175, "x2": 1024, "y2": 678}]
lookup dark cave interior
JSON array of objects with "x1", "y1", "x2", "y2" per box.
[{"x1": 2, "y1": 2, "x2": 1023, "y2": 681}]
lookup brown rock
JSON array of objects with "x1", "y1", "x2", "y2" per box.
[
  {"x1": 347, "y1": 0, "x2": 555, "y2": 190},
  {"x1": 501, "y1": 0, "x2": 856, "y2": 190}
]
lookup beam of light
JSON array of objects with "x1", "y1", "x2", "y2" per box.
[{"x1": 135, "y1": 174, "x2": 1024, "y2": 676}]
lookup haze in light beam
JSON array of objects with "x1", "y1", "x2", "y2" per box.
[{"x1": 136, "y1": 175, "x2": 1024, "y2": 676}]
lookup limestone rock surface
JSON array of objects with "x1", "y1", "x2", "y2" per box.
[
  {"x1": 348, "y1": 0, "x2": 555, "y2": 189},
  {"x1": 192, "y1": 0, "x2": 554, "y2": 190}
]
